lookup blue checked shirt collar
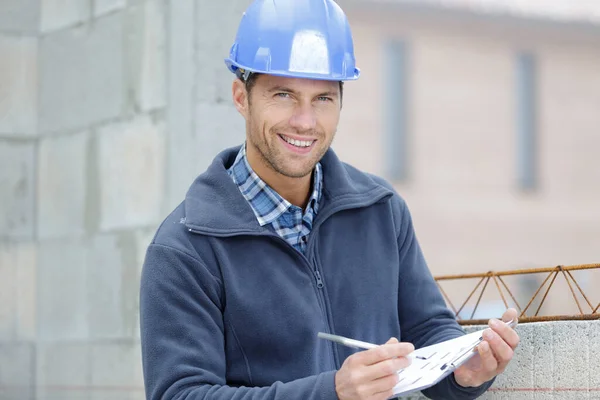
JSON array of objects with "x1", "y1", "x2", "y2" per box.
[{"x1": 227, "y1": 144, "x2": 322, "y2": 253}]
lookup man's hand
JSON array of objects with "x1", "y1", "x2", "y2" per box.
[
  {"x1": 453, "y1": 308, "x2": 520, "y2": 388},
  {"x1": 335, "y1": 337, "x2": 414, "y2": 400}
]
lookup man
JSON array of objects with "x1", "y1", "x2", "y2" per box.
[{"x1": 140, "y1": 0, "x2": 520, "y2": 399}]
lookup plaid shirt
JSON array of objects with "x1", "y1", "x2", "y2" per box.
[{"x1": 227, "y1": 145, "x2": 323, "y2": 254}]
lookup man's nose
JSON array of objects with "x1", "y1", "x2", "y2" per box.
[{"x1": 289, "y1": 103, "x2": 317, "y2": 132}]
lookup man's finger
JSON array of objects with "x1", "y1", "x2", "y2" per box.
[
  {"x1": 366, "y1": 370, "x2": 400, "y2": 396},
  {"x1": 361, "y1": 355, "x2": 411, "y2": 382},
  {"x1": 489, "y1": 318, "x2": 520, "y2": 350},
  {"x1": 502, "y1": 308, "x2": 519, "y2": 324},
  {"x1": 477, "y1": 340, "x2": 498, "y2": 376},
  {"x1": 359, "y1": 342, "x2": 414, "y2": 366},
  {"x1": 483, "y1": 328, "x2": 514, "y2": 365}
]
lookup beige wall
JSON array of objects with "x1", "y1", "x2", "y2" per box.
[{"x1": 335, "y1": 8, "x2": 600, "y2": 316}]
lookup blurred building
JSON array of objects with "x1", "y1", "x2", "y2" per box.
[{"x1": 334, "y1": 0, "x2": 600, "y2": 317}]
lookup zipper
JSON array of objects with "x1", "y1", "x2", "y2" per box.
[
  {"x1": 187, "y1": 188, "x2": 393, "y2": 369},
  {"x1": 313, "y1": 267, "x2": 324, "y2": 288}
]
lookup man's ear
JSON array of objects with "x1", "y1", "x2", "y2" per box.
[{"x1": 232, "y1": 79, "x2": 249, "y2": 118}]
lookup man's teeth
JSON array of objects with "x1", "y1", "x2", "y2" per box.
[{"x1": 282, "y1": 135, "x2": 313, "y2": 148}]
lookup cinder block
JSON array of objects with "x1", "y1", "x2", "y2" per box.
[
  {"x1": 0, "y1": 243, "x2": 37, "y2": 341},
  {"x1": 37, "y1": 131, "x2": 88, "y2": 239},
  {"x1": 0, "y1": 342, "x2": 35, "y2": 400},
  {"x1": 532, "y1": 322, "x2": 555, "y2": 391},
  {"x1": 0, "y1": 36, "x2": 38, "y2": 135},
  {"x1": 166, "y1": 102, "x2": 243, "y2": 211},
  {"x1": 0, "y1": 243, "x2": 37, "y2": 340},
  {"x1": 89, "y1": 341, "x2": 144, "y2": 400},
  {"x1": 40, "y1": 0, "x2": 91, "y2": 33},
  {"x1": 15, "y1": 243, "x2": 36, "y2": 340},
  {"x1": 36, "y1": 342, "x2": 90, "y2": 400},
  {"x1": 39, "y1": 12, "x2": 125, "y2": 133},
  {"x1": 125, "y1": 0, "x2": 166, "y2": 112},
  {"x1": 196, "y1": 102, "x2": 245, "y2": 169},
  {"x1": 552, "y1": 321, "x2": 590, "y2": 399},
  {"x1": 0, "y1": 0, "x2": 39, "y2": 33},
  {"x1": 591, "y1": 321, "x2": 600, "y2": 393},
  {"x1": 38, "y1": 239, "x2": 88, "y2": 341},
  {"x1": 93, "y1": 0, "x2": 126, "y2": 17},
  {"x1": 490, "y1": 322, "x2": 534, "y2": 398},
  {"x1": 134, "y1": 228, "x2": 155, "y2": 339},
  {"x1": 0, "y1": 247, "x2": 15, "y2": 340},
  {"x1": 195, "y1": 0, "x2": 250, "y2": 104},
  {"x1": 97, "y1": 116, "x2": 165, "y2": 231},
  {"x1": 0, "y1": 140, "x2": 35, "y2": 239},
  {"x1": 165, "y1": 0, "x2": 195, "y2": 211},
  {"x1": 87, "y1": 233, "x2": 140, "y2": 339}
]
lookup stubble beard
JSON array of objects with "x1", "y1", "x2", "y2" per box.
[{"x1": 247, "y1": 116, "x2": 333, "y2": 180}]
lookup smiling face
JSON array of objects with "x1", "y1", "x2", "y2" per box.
[{"x1": 233, "y1": 74, "x2": 342, "y2": 185}]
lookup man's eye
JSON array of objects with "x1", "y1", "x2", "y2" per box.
[
  {"x1": 276, "y1": 92, "x2": 290, "y2": 98},
  {"x1": 317, "y1": 96, "x2": 333, "y2": 102}
]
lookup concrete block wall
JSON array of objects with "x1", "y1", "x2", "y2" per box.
[{"x1": 0, "y1": 0, "x2": 248, "y2": 398}]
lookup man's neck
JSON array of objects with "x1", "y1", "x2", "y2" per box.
[{"x1": 247, "y1": 154, "x2": 313, "y2": 209}]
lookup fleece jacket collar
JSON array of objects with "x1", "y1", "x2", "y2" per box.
[{"x1": 183, "y1": 145, "x2": 393, "y2": 236}]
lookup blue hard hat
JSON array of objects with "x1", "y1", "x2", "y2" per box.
[{"x1": 225, "y1": 0, "x2": 360, "y2": 81}]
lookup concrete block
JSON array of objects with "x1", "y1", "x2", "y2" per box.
[
  {"x1": 591, "y1": 321, "x2": 600, "y2": 393},
  {"x1": 0, "y1": 140, "x2": 35, "y2": 239},
  {"x1": 39, "y1": 12, "x2": 125, "y2": 133},
  {"x1": 0, "y1": 36, "x2": 38, "y2": 135},
  {"x1": 89, "y1": 341, "x2": 144, "y2": 400},
  {"x1": 38, "y1": 239, "x2": 88, "y2": 340},
  {"x1": 166, "y1": 102, "x2": 243, "y2": 211},
  {"x1": 36, "y1": 342, "x2": 90, "y2": 400},
  {"x1": 87, "y1": 233, "x2": 140, "y2": 339},
  {"x1": 0, "y1": 248, "x2": 15, "y2": 340},
  {"x1": 93, "y1": 0, "x2": 126, "y2": 17},
  {"x1": 552, "y1": 321, "x2": 589, "y2": 399},
  {"x1": 125, "y1": 0, "x2": 166, "y2": 112},
  {"x1": 0, "y1": 0, "x2": 39, "y2": 34},
  {"x1": 37, "y1": 131, "x2": 88, "y2": 239},
  {"x1": 195, "y1": 0, "x2": 251, "y2": 104},
  {"x1": 0, "y1": 342, "x2": 35, "y2": 400},
  {"x1": 166, "y1": 101, "x2": 243, "y2": 211},
  {"x1": 40, "y1": 0, "x2": 91, "y2": 33},
  {"x1": 531, "y1": 322, "x2": 554, "y2": 391},
  {"x1": 0, "y1": 243, "x2": 37, "y2": 340},
  {"x1": 165, "y1": 0, "x2": 195, "y2": 211},
  {"x1": 134, "y1": 228, "x2": 155, "y2": 338},
  {"x1": 97, "y1": 116, "x2": 165, "y2": 231},
  {"x1": 15, "y1": 244, "x2": 37, "y2": 340},
  {"x1": 488, "y1": 322, "x2": 534, "y2": 399},
  {"x1": 196, "y1": 102, "x2": 245, "y2": 170}
]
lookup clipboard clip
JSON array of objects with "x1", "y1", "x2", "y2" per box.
[{"x1": 439, "y1": 318, "x2": 517, "y2": 372}]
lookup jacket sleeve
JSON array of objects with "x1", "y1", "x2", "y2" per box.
[
  {"x1": 394, "y1": 199, "x2": 495, "y2": 400},
  {"x1": 139, "y1": 243, "x2": 338, "y2": 400}
]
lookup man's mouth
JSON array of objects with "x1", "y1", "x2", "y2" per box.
[{"x1": 279, "y1": 134, "x2": 316, "y2": 148}]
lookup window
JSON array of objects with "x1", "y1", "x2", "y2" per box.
[
  {"x1": 516, "y1": 52, "x2": 537, "y2": 191},
  {"x1": 383, "y1": 40, "x2": 409, "y2": 182}
]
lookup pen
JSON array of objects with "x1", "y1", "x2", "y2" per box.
[
  {"x1": 318, "y1": 319, "x2": 518, "y2": 352},
  {"x1": 317, "y1": 332, "x2": 379, "y2": 350}
]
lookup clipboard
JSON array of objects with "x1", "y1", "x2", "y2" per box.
[{"x1": 318, "y1": 319, "x2": 516, "y2": 398}]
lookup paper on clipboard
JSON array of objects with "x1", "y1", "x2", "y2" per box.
[{"x1": 391, "y1": 327, "x2": 490, "y2": 398}]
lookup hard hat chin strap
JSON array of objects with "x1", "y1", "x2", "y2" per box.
[{"x1": 236, "y1": 68, "x2": 253, "y2": 82}]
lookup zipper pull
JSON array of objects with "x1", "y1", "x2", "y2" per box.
[{"x1": 314, "y1": 268, "x2": 324, "y2": 288}]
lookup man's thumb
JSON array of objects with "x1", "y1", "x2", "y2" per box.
[{"x1": 385, "y1": 337, "x2": 399, "y2": 344}]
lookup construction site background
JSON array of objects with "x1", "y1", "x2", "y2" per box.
[{"x1": 0, "y1": 0, "x2": 598, "y2": 398}]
